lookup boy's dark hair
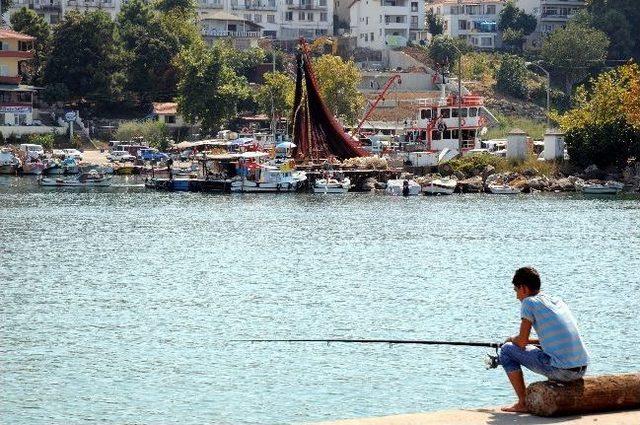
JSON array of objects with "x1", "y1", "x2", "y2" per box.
[{"x1": 513, "y1": 267, "x2": 541, "y2": 292}]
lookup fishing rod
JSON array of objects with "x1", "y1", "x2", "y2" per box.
[{"x1": 233, "y1": 339, "x2": 504, "y2": 368}]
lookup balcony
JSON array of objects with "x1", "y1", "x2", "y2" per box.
[
  {"x1": 287, "y1": 2, "x2": 328, "y2": 10},
  {"x1": 232, "y1": 2, "x2": 276, "y2": 10},
  {"x1": 0, "y1": 76, "x2": 23, "y2": 85},
  {"x1": 198, "y1": 2, "x2": 224, "y2": 8},
  {"x1": 0, "y1": 50, "x2": 34, "y2": 59},
  {"x1": 201, "y1": 29, "x2": 261, "y2": 38}
]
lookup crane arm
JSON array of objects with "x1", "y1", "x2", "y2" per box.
[{"x1": 355, "y1": 74, "x2": 402, "y2": 136}]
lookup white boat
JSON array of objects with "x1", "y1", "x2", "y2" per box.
[
  {"x1": 61, "y1": 157, "x2": 80, "y2": 174},
  {"x1": 385, "y1": 179, "x2": 421, "y2": 196},
  {"x1": 0, "y1": 149, "x2": 21, "y2": 174},
  {"x1": 313, "y1": 175, "x2": 351, "y2": 194},
  {"x1": 423, "y1": 178, "x2": 457, "y2": 195},
  {"x1": 577, "y1": 181, "x2": 624, "y2": 195},
  {"x1": 231, "y1": 163, "x2": 307, "y2": 193},
  {"x1": 487, "y1": 184, "x2": 522, "y2": 194},
  {"x1": 43, "y1": 159, "x2": 65, "y2": 175},
  {"x1": 39, "y1": 170, "x2": 112, "y2": 187}
]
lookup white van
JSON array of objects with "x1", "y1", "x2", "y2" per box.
[{"x1": 19, "y1": 144, "x2": 45, "y2": 159}]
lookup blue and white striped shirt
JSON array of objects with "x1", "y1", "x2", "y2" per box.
[{"x1": 521, "y1": 293, "x2": 589, "y2": 369}]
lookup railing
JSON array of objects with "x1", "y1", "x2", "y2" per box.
[
  {"x1": 287, "y1": 2, "x2": 328, "y2": 10},
  {"x1": 231, "y1": 2, "x2": 276, "y2": 10}
]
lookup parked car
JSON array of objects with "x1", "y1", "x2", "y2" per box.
[
  {"x1": 62, "y1": 149, "x2": 83, "y2": 160},
  {"x1": 107, "y1": 150, "x2": 136, "y2": 162},
  {"x1": 138, "y1": 148, "x2": 169, "y2": 162}
]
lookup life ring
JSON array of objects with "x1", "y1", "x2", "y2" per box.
[{"x1": 460, "y1": 118, "x2": 466, "y2": 127}]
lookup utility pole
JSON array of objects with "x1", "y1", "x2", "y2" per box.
[
  {"x1": 271, "y1": 47, "x2": 276, "y2": 143},
  {"x1": 450, "y1": 44, "x2": 463, "y2": 156}
]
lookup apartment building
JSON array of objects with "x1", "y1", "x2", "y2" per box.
[
  {"x1": 536, "y1": 0, "x2": 586, "y2": 36},
  {"x1": 0, "y1": 29, "x2": 37, "y2": 128},
  {"x1": 428, "y1": 0, "x2": 507, "y2": 50},
  {"x1": 349, "y1": 0, "x2": 427, "y2": 51}
]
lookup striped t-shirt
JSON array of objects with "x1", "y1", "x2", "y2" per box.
[{"x1": 521, "y1": 293, "x2": 589, "y2": 369}]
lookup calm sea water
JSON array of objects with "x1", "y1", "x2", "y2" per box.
[{"x1": 1, "y1": 176, "x2": 639, "y2": 425}]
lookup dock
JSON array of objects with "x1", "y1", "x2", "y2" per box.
[{"x1": 313, "y1": 407, "x2": 640, "y2": 425}]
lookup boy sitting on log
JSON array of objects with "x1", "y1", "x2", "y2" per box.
[{"x1": 500, "y1": 266, "x2": 589, "y2": 413}]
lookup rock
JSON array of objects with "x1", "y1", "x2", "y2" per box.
[
  {"x1": 522, "y1": 167, "x2": 539, "y2": 177},
  {"x1": 458, "y1": 176, "x2": 483, "y2": 193},
  {"x1": 438, "y1": 163, "x2": 454, "y2": 176},
  {"x1": 528, "y1": 176, "x2": 550, "y2": 191},
  {"x1": 583, "y1": 164, "x2": 603, "y2": 179},
  {"x1": 548, "y1": 177, "x2": 576, "y2": 192},
  {"x1": 510, "y1": 177, "x2": 530, "y2": 192},
  {"x1": 482, "y1": 165, "x2": 496, "y2": 180}
]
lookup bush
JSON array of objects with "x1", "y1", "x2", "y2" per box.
[
  {"x1": 495, "y1": 54, "x2": 528, "y2": 99},
  {"x1": 565, "y1": 119, "x2": 640, "y2": 168},
  {"x1": 27, "y1": 133, "x2": 55, "y2": 150}
]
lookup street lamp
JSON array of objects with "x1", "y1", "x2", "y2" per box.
[
  {"x1": 448, "y1": 44, "x2": 463, "y2": 156},
  {"x1": 526, "y1": 61, "x2": 550, "y2": 128}
]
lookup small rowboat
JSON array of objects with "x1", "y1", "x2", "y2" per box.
[
  {"x1": 487, "y1": 184, "x2": 522, "y2": 194},
  {"x1": 39, "y1": 170, "x2": 112, "y2": 187}
]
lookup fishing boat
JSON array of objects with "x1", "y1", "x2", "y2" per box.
[
  {"x1": 39, "y1": 170, "x2": 112, "y2": 187},
  {"x1": 577, "y1": 181, "x2": 624, "y2": 195},
  {"x1": 385, "y1": 179, "x2": 421, "y2": 196},
  {"x1": 0, "y1": 149, "x2": 21, "y2": 174},
  {"x1": 487, "y1": 184, "x2": 522, "y2": 194},
  {"x1": 21, "y1": 158, "x2": 45, "y2": 175},
  {"x1": 423, "y1": 178, "x2": 457, "y2": 195},
  {"x1": 313, "y1": 171, "x2": 351, "y2": 194},
  {"x1": 43, "y1": 158, "x2": 64, "y2": 175},
  {"x1": 61, "y1": 157, "x2": 80, "y2": 174},
  {"x1": 231, "y1": 163, "x2": 307, "y2": 193}
]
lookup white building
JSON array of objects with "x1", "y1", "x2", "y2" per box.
[
  {"x1": 6, "y1": 0, "x2": 333, "y2": 41},
  {"x1": 349, "y1": 0, "x2": 427, "y2": 51},
  {"x1": 428, "y1": 0, "x2": 506, "y2": 50}
]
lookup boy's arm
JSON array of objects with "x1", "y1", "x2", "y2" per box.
[{"x1": 508, "y1": 319, "x2": 536, "y2": 348}]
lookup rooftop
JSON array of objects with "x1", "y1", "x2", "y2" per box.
[
  {"x1": 0, "y1": 28, "x2": 36, "y2": 42},
  {"x1": 152, "y1": 102, "x2": 177, "y2": 115}
]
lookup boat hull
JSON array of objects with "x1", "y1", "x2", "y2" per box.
[
  {"x1": 488, "y1": 185, "x2": 522, "y2": 194},
  {"x1": 39, "y1": 177, "x2": 112, "y2": 187},
  {"x1": 423, "y1": 180, "x2": 456, "y2": 195},
  {"x1": 231, "y1": 180, "x2": 304, "y2": 193},
  {"x1": 581, "y1": 187, "x2": 622, "y2": 195}
]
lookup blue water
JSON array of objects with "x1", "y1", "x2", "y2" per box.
[{"x1": 1, "y1": 176, "x2": 639, "y2": 424}]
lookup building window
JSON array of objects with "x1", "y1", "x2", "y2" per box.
[
  {"x1": 165, "y1": 115, "x2": 176, "y2": 124},
  {"x1": 254, "y1": 14, "x2": 262, "y2": 23},
  {"x1": 469, "y1": 107, "x2": 477, "y2": 117},
  {"x1": 267, "y1": 14, "x2": 275, "y2": 23},
  {"x1": 0, "y1": 65, "x2": 8, "y2": 76},
  {"x1": 370, "y1": 32, "x2": 374, "y2": 41},
  {"x1": 486, "y1": 5, "x2": 496, "y2": 14},
  {"x1": 421, "y1": 109, "x2": 432, "y2": 119},
  {"x1": 441, "y1": 108, "x2": 450, "y2": 118},
  {"x1": 298, "y1": 11, "x2": 305, "y2": 20},
  {"x1": 307, "y1": 12, "x2": 313, "y2": 21},
  {"x1": 285, "y1": 11, "x2": 293, "y2": 21},
  {"x1": 320, "y1": 12, "x2": 327, "y2": 21},
  {"x1": 411, "y1": 1, "x2": 417, "y2": 12}
]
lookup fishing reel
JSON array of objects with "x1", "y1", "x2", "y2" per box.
[{"x1": 484, "y1": 346, "x2": 501, "y2": 369}]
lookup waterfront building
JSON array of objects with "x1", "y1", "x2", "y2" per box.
[
  {"x1": 6, "y1": 0, "x2": 121, "y2": 24},
  {"x1": 349, "y1": 0, "x2": 428, "y2": 51},
  {"x1": 0, "y1": 29, "x2": 38, "y2": 131},
  {"x1": 427, "y1": 0, "x2": 507, "y2": 50}
]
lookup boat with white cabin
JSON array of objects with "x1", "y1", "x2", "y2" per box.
[
  {"x1": 313, "y1": 171, "x2": 351, "y2": 194},
  {"x1": 423, "y1": 178, "x2": 457, "y2": 195},
  {"x1": 231, "y1": 161, "x2": 307, "y2": 193},
  {"x1": 0, "y1": 149, "x2": 21, "y2": 174}
]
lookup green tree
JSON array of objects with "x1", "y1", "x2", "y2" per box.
[
  {"x1": 312, "y1": 54, "x2": 364, "y2": 125},
  {"x1": 154, "y1": 0, "x2": 194, "y2": 13},
  {"x1": 428, "y1": 35, "x2": 467, "y2": 69},
  {"x1": 115, "y1": 120, "x2": 169, "y2": 150},
  {"x1": 426, "y1": 9, "x2": 444, "y2": 36},
  {"x1": 43, "y1": 10, "x2": 126, "y2": 108},
  {"x1": 1, "y1": 0, "x2": 12, "y2": 16},
  {"x1": 175, "y1": 44, "x2": 250, "y2": 134},
  {"x1": 498, "y1": 1, "x2": 537, "y2": 50},
  {"x1": 495, "y1": 54, "x2": 528, "y2": 98},
  {"x1": 27, "y1": 133, "x2": 54, "y2": 150},
  {"x1": 256, "y1": 71, "x2": 294, "y2": 120},
  {"x1": 588, "y1": 0, "x2": 640, "y2": 60},
  {"x1": 10, "y1": 8, "x2": 51, "y2": 85},
  {"x1": 541, "y1": 22, "x2": 609, "y2": 97},
  {"x1": 117, "y1": 0, "x2": 181, "y2": 104},
  {"x1": 216, "y1": 42, "x2": 266, "y2": 81}
]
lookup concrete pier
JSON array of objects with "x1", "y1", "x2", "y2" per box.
[{"x1": 313, "y1": 407, "x2": 640, "y2": 425}]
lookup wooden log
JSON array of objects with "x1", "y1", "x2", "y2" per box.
[{"x1": 525, "y1": 373, "x2": 640, "y2": 417}]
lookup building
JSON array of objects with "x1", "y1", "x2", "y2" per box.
[
  {"x1": 0, "y1": 29, "x2": 38, "y2": 129},
  {"x1": 349, "y1": 0, "x2": 427, "y2": 51},
  {"x1": 428, "y1": 0, "x2": 506, "y2": 50},
  {"x1": 536, "y1": 0, "x2": 586, "y2": 37},
  {"x1": 6, "y1": 0, "x2": 333, "y2": 41}
]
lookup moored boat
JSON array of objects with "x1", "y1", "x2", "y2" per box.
[
  {"x1": 487, "y1": 184, "x2": 522, "y2": 194},
  {"x1": 0, "y1": 149, "x2": 21, "y2": 174},
  {"x1": 39, "y1": 170, "x2": 112, "y2": 187},
  {"x1": 576, "y1": 180, "x2": 624, "y2": 195},
  {"x1": 21, "y1": 159, "x2": 45, "y2": 175},
  {"x1": 313, "y1": 171, "x2": 351, "y2": 194},
  {"x1": 385, "y1": 179, "x2": 421, "y2": 196},
  {"x1": 423, "y1": 178, "x2": 457, "y2": 195},
  {"x1": 231, "y1": 162, "x2": 307, "y2": 193}
]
